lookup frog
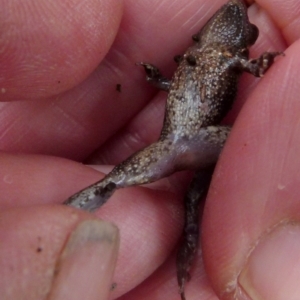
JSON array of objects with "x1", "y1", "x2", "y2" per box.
[{"x1": 64, "y1": 0, "x2": 282, "y2": 299}]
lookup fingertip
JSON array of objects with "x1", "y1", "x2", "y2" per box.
[
  {"x1": 49, "y1": 219, "x2": 119, "y2": 300},
  {"x1": 238, "y1": 223, "x2": 300, "y2": 300},
  {"x1": 0, "y1": 0, "x2": 124, "y2": 101},
  {"x1": 0, "y1": 205, "x2": 109, "y2": 299}
]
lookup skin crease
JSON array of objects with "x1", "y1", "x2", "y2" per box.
[{"x1": 0, "y1": 0, "x2": 300, "y2": 300}]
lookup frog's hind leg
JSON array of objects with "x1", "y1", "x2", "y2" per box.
[
  {"x1": 64, "y1": 125, "x2": 230, "y2": 213},
  {"x1": 64, "y1": 139, "x2": 179, "y2": 212},
  {"x1": 176, "y1": 167, "x2": 214, "y2": 300}
]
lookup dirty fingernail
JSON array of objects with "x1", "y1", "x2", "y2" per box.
[
  {"x1": 49, "y1": 219, "x2": 119, "y2": 300},
  {"x1": 238, "y1": 223, "x2": 300, "y2": 300}
]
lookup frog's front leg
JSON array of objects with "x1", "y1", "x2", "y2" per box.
[
  {"x1": 176, "y1": 167, "x2": 215, "y2": 300},
  {"x1": 138, "y1": 62, "x2": 171, "y2": 91},
  {"x1": 64, "y1": 126, "x2": 230, "y2": 212},
  {"x1": 235, "y1": 51, "x2": 283, "y2": 77}
]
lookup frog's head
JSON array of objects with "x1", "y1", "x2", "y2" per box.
[{"x1": 193, "y1": 0, "x2": 258, "y2": 49}]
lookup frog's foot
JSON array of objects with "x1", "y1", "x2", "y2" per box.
[
  {"x1": 176, "y1": 168, "x2": 214, "y2": 300},
  {"x1": 63, "y1": 177, "x2": 117, "y2": 212}
]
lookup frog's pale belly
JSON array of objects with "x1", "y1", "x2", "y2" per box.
[{"x1": 64, "y1": 1, "x2": 282, "y2": 299}]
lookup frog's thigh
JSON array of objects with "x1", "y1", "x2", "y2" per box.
[
  {"x1": 174, "y1": 125, "x2": 231, "y2": 169},
  {"x1": 115, "y1": 125, "x2": 230, "y2": 185}
]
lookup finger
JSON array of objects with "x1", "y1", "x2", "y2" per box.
[
  {"x1": 0, "y1": 0, "x2": 215, "y2": 158},
  {"x1": 202, "y1": 39, "x2": 300, "y2": 299},
  {"x1": 0, "y1": 0, "x2": 123, "y2": 101},
  {"x1": 258, "y1": 0, "x2": 300, "y2": 44},
  {"x1": 95, "y1": 185, "x2": 183, "y2": 298},
  {"x1": 0, "y1": 206, "x2": 119, "y2": 300},
  {"x1": 87, "y1": 93, "x2": 166, "y2": 165},
  {"x1": 118, "y1": 252, "x2": 218, "y2": 300},
  {"x1": 49, "y1": 219, "x2": 119, "y2": 300},
  {"x1": 0, "y1": 152, "x2": 100, "y2": 208},
  {"x1": 0, "y1": 0, "x2": 285, "y2": 161},
  {"x1": 0, "y1": 152, "x2": 184, "y2": 298}
]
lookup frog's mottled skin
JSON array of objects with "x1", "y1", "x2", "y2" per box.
[{"x1": 64, "y1": 1, "x2": 282, "y2": 299}]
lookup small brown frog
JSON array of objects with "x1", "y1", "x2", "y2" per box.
[{"x1": 64, "y1": 1, "x2": 282, "y2": 299}]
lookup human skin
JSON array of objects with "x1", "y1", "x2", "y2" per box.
[{"x1": 0, "y1": 0, "x2": 299, "y2": 299}]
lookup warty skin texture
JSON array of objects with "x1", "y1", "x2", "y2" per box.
[{"x1": 64, "y1": 0, "x2": 282, "y2": 299}]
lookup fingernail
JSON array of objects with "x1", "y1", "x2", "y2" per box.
[
  {"x1": 238, "y1": 223, "x2": 300, "y2": 300},
  {"x1": 49, "y1": 219, "x2": 119, "y2": 300}
]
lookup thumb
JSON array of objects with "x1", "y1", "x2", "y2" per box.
[
  {"x1": 202, "y1": 42, "x2": 300, "y2": 299},
  {"x1": 0, "y1": 206, "x2": 119, "y2": 300}
]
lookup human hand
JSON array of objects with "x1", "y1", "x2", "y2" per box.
[
  {"x1": 202, "y1": 1, "x2": 300, "y2": 299},
  {"x1": 0, "y1": 0, "x2": 298, "y2": 299}
]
